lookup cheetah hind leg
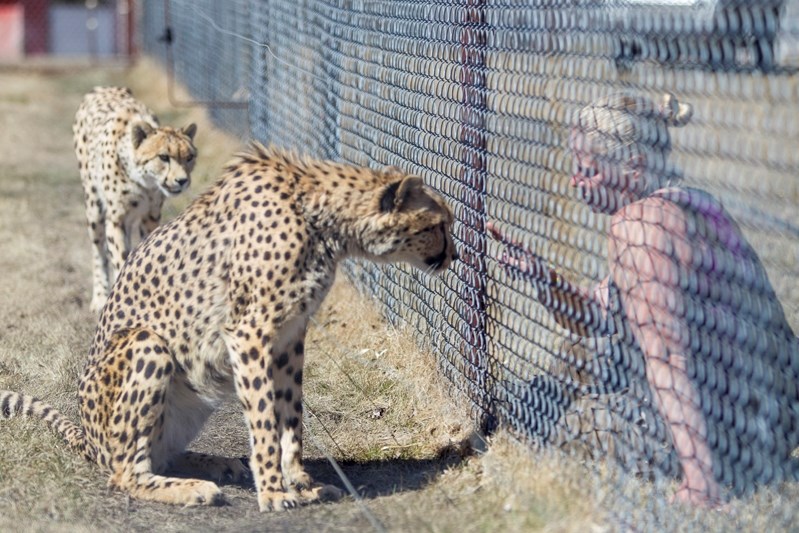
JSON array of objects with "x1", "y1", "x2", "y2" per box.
[
  {"x1": 170, "y1": 451, "x2": 251, "y2": 485},
  {"x1": 104, "y1": 328, "x2": 224, "y2": 507}
]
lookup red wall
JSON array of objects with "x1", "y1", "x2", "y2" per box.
[
  {"x1": 0, "y1": 4, "x2": 24, "y2": 59},
  {"x1": 0, "y1": 0, "x2": 49, "y2": 55}
]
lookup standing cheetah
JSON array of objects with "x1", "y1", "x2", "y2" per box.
[
  {"x1": 1, "y1": 143, "x2": 457, "y2": 511},
  {"x1": 74, "y1": 86, "x2": 198, "y2": 313}
]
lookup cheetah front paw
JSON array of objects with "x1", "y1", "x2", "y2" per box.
[
  {"x1": 286, "y1": 469, "x2": 313, "y2": 491},
  {"x1": 180, "y1": 480, "x2": 226, "y2": 507},
  {"x1": 258, "y1": 491, "x2": 300, "y2": 512}
]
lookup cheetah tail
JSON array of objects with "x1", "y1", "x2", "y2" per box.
[{"x1": 0, "y1": 390, "x2": 86, "y2": 454}]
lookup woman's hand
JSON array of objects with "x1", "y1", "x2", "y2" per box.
[{"x1": 486, "y1": 221, "x2": 547, "y2": 281}]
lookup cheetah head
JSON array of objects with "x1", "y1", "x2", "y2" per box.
[
  {"x1": 130, "y1": 121, "x2": 198, "y2": 196},
  {"x1": 362, "y1": 172, "x2": 458, "y2": 274}
]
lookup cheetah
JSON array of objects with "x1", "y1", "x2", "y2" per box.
[
  {"x1": 74, "y1": 86, "x2": 198, "y2": 313},
  {"x1": 1, "y1": 143, "x2": 457, "y2": 511}
]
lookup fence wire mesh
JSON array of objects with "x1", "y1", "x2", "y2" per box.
[
  {"x1": 142, "y1": 0, "x2": 799, "y2": 528},
  {"x1": 140, "y1": 0, "x2": 250, "y2": 135}
]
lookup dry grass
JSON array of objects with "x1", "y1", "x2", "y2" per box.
[{"x1": 1, "y1": 59, "x2": 798, "y2": 533}]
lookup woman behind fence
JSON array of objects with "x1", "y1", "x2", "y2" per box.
[{"x1": 489, "y1": 91, "x2": 799, "y2": 508}]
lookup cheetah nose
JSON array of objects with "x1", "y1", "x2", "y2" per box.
[{"x1": 176, "y1": 177, "x2": 189, "y2": 188}]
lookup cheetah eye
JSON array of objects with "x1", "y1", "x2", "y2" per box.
[
  {"x1": 422, "y1": 223, "x2": 445, "y2": 236},
  {"x1": 159, "y1": 154, "x2": 170, "y2": 162}
]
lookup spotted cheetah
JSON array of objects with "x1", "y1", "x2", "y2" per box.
[
  {"x1": 1, "y1": 143, "x2": 457, "y2": 511},
  {"x1": 74, "y1": 86, "x2": 198, "y2": 313}
]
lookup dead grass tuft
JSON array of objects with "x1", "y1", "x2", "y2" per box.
[{"x1": 304, "y1": 277, "x2": 473, "y2": 464}]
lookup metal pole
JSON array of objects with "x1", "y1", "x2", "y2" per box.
[{"x1": 457, "y1": 0, "x2": 493, "y2": 433}]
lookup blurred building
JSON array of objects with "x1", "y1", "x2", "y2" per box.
[{"x1": 0, "y1": 0, "x2": 133, "y2": 61}]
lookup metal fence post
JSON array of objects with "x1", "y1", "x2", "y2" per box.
[{"x1": 457, "y1": 0, "x2": 493, "y2": 433}]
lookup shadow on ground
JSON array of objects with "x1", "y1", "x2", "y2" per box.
[
  {"x1": 307, "y1": 453, "x2": 466, "y2": 499},
  {"x1": 198, "y1": 444, "x2": 470, "y2": 499}
]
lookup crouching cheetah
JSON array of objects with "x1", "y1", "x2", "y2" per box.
[
  {"x1": 1, "y1": 143, "x2": 457, "y2": 511},
  {"x1": 74, "y1": 86, "x2": 198, "y2": 313}
]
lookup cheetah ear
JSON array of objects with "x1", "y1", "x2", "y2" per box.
[
  {"x1": 182, "y1": 123, "x2": 197, "y2": 140},
  {"x1": 131, "y1": 121, "x2": 155, "y2": 149},
  {"x1": 381, "y1": 165, "x2": 404, "y2": 179},
  {"x1": 379, "y1": 176, "x2": 424, "y2": 213}
]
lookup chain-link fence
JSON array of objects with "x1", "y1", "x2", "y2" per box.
[
  {"x1": 141, "y1": 0, "x2": 799, "y2": 528},
  {"x1": 0, "y1": 0, "x2": 135, "y2": 62}
]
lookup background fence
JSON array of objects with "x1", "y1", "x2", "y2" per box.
[{"x1": 141, "y1": 0, "x2": 799, "y2": 528}]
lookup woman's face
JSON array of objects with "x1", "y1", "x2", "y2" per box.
[{"x1": 569, "y1": 131, "x2": 637, "y2": 215}]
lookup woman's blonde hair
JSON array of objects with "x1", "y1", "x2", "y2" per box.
[{"x1": 575, "y1": 92, "x2": 693, "y2": 188}]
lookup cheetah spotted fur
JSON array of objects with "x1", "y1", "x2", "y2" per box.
[
  {"x1": 1, "y1": 143, "x2": 457, "y2": 511},
  {"x1": 74, "y1": 86, "x2": 197, "y2": 313}
]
